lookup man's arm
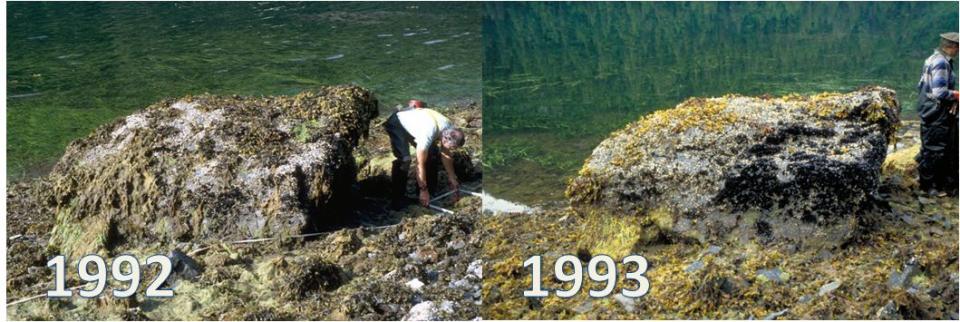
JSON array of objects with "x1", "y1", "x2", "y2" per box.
[
  {"x1": 440, "y1": 147, "x2": 460, "y2": 202},
  {"x1": 416, "y1": 148, "x2": 430, "y2": 206},
  {"x1": 929, "y1": 58, "x2": 954, "y2": 101}
]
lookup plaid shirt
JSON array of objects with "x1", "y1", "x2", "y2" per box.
[{"x1": 918, "y1": 49, "x2": 956, "y2": 101}]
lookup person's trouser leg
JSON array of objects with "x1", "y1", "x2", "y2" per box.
[
  {"x1": 384, "y1": 113, "x2": 413, "y2": 208},
  {"x1": 391, "y1": 160, "x2": 410, "y2": 207},
  {"x1": 426, "y1": 145, "x2": 440, "y2": 194},
  {"x1": 944, "y1": 108, "x2": 959, "y2": 193},
  {"x1": 917, "y1": 97, "x2": 951, "y2": 192}
]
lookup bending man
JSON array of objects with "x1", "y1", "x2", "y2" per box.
[{"x1": 384, "y1": 99, "x2": 466, "y2": 209}]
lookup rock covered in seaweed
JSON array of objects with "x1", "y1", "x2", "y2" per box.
[
  {"x1": 567, "y1": 87, "x2": 900, "y2": 249},
  {"x1": 46, "y1": 85, "x2": 378, "y2": 257}
]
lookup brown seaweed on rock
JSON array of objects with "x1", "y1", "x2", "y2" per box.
[
  {"x1": 567, "y1": 87, "x2": 901, "y2": 250},
  {"x1": 45, "y1": 85, "x2": 379, "y2": 258}
]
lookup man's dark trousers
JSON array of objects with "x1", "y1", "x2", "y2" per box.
[{"x1": 917, "y1": 95, "x2": 959, "y2": 192}]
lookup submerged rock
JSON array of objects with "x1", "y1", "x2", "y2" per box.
[
  {"x1": 43, "y1": 86, "x2": 378, "y2": 257},
  {"x1": 568, "y1": 87, "x2": 900, "y2": 249}
]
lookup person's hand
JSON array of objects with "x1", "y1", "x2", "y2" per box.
[
  {"x1": 419, "y1": 189, "x2": 430, "y2": 207},
  {"x1": 951, "y1": 102, "x2": 958, "y2": 115},
  {"x1": 448, "y1": 178, "x2": 461, "y2": 203}
]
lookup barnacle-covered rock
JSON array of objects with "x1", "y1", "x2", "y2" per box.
[
  {"x1": 45, "y1": 85, "x2": 378, "y2": 257},
  {"x1": 567, "y1": 87, "x2": 900, "y2": 249}
]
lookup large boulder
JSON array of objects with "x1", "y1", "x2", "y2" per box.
[
  {"x1": 567, "y1": 87, "x2": 900, "y2": 249},
  {"x1": 46, "y1": 85, "x2": 378, "y2": 257}
]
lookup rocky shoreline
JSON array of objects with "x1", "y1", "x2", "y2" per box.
[
  {"x1": 6, "y1": 89, "x2": 484, "y2": 320},
  {"x1": 482, "y1": 90, "x2": 957, "y2": 319}
]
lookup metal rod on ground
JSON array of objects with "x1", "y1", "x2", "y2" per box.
[
  {"x1": 189, "y1": 231, "x2": 336, "y2": 256},
  {"x1": 7, "y1": 282, "x2": 94, "y2": 306},
  {"x1": 431, "y1": 190, "x2": 480, "y2": 204},
  {"x1": 6, "y1": 294, "x2": 45, "y2": 307},
  {"x1": 428, "y1": 204, "x2": 455, "y2": 214},
  {"x1": 428, "y1": 189, "x2": 482, "y2": 215},
  {"x1": 425, "y1": 185, "x2": 482, "y2": 215},
  {"x1": 429, "y1": 189, "x2": 459, "y2": 203},
  {"x1": 428, "y1": 185, "x2": 480, "y2": 203}
]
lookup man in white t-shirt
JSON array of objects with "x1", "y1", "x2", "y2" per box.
[{"x1": 384, "y1": 99, "x2": 466, "y2": 209}]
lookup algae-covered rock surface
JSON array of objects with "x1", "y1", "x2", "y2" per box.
[
  {"x1": 7, "y1": 93, "x2": 484, "y2": 320},
  {"x1": 568, "y1": 87, "x2": 901, "y2": 249},
  {"x1": 44, "y1": 85, "x2": 379, "y2": 258}
]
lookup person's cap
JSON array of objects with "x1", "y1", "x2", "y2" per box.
[
  {"x1": 941, "y1": 32, "x2": 959, "y2": 43},
  {"x1": 408, "y1": 99, "x2": 425, "y2": 108}
]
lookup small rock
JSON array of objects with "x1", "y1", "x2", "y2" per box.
[
  {"x1": 818, "y1": 280, "x2": 841, "y2": 296},
  {"x1": 424, "y1": 270, "x2": 440, "y2": 282},
  {"x1": 446, "y1": 239, "x2": 466, "y2": 250},
  {"x1": 815, "y1": 249, "x2": 833, "y2": 261},
  {"x1": 27, "y1": 266, "x2": 43, "y2": 275},
  {"x1": 403, "y1": 301, "x2": 437, "y2": 321},
  {"x1": 685, "y1": 260, "x2": 704, "y2": 273},
  {"x1": 613, "y1": 294, "x2": 637, "y2": 313},
  {"x1": 526, "y1": 297, "x2": 542, "y2": 310},
  {"x1": 705, "y1": 245, "x2": 722, "y2": 255},
  {"x1": 887, "y1": 257, "x2": 918, "y2": 289},
  {"x1": 439, "y1": 300, "x2": 455, "y2": 314},
  {"x1": 875, "y1": 300, "x2": 901, "y2": 319},
  {"x1": 899, "y1": 214, "x2": 917, "y2": 226},
  {"x1": 449, "y1": 278, "x2": 471, "y2": 289},
  {"x1": 573, "y1": 300, "x2": 594, "y2": 313},
  {"x1": 763, "y1": 309, "x2": 789, "y2": 320},
  {"x1": 168, "y1": 249, "x2": 203, "y2": 285},
  {"x1": 797, "y1": 294, "x2": 813, "y2": 303},
  {"x1": 383, "y1": 269, "x2": 398, "y2": 280},
  {"x1": 782, "y1": 244, "x2": 799, "y2": 254},
  {"x1": 406, "y1": 278, "x2": 425, "y2": 292},
  {"x1": 409, "y1": 248, "x2": 439, "y2": 263},
  {"x1": 467, "y1": 259, "x2": 482, "y2": 279},
  {"x1": 757, "y1": 268, "x2": 787, "y2": 283},
  {"x1": 927, "y1": 214, "x2": 949, "y2": 228}
]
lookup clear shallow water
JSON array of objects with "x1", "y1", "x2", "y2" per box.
[
  {"x1": 483, "y1": 2, "x2": 959, "y2": 204},
  {"x1": 7, "y1": 2, "x2": 481, "y2": 179}
]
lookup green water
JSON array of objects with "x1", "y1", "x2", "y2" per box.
[
  {"x1": 483, "y1": 2, "x2": 959, "y2": 204},
  {"x1": 7, "y1": 2, "x2": 480, "y2": 179}
]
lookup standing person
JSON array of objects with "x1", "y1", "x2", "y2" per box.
[
  {"x1": 916, "y1": 32, "x2": 959, "y2": 196},
  {"x1": 383, "y1": 100, "x2": 466, "y2": 209}
]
